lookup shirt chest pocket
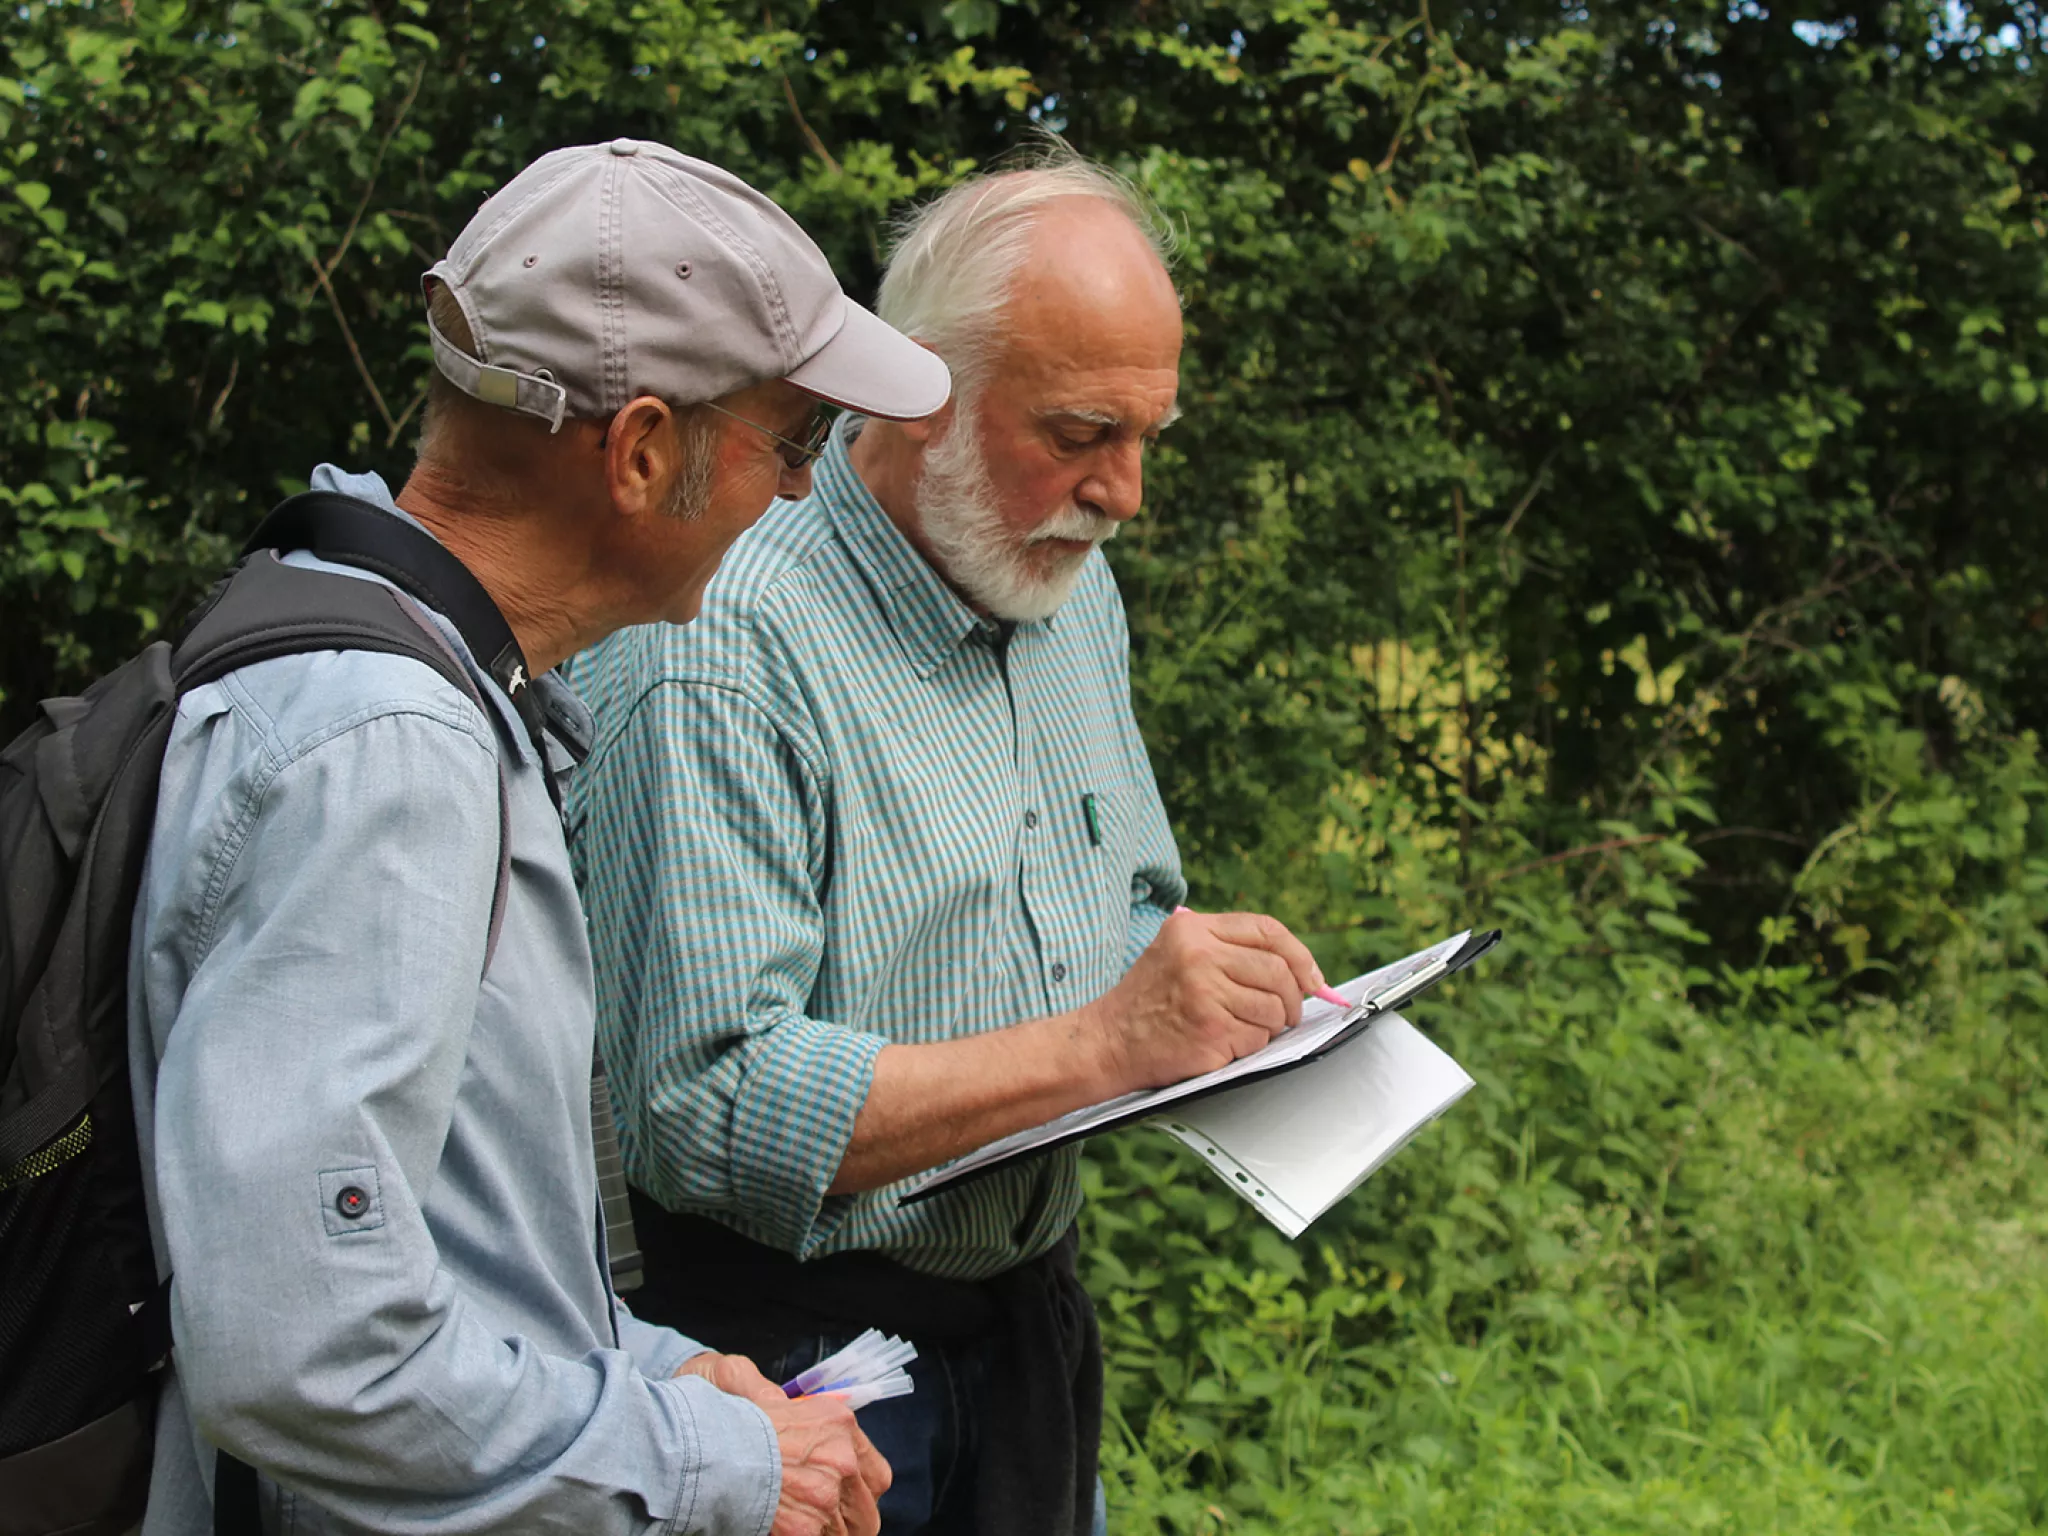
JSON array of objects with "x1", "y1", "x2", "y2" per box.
[
  {"x1": 1004, "y1": 653, "x2": 1147, "y2": 877},
  {"x1": 1030, "y1": 740, "x2": 1151, "y2": 918}
]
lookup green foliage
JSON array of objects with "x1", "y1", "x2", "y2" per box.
[
  {"x1": 1086, "y1": 729, "x2": 2048, "y2": 1529},
  {"x1": 7, "y1": 0, "x2": 2048, "y2": 1526}
]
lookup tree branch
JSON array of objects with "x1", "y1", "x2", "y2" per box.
[
  {"x1": 303, "y1": 247, "x2": 395, "y2": 435},
  {"x1": 780, "y1": 72, "x2": 843, "y2": 175},
  {"x1": 321, "y1": 59, "x2": 428, "y2": 284},
  {"x1": 761, "y1": 6, "x2": 842, "y2": 175},
  {"x1": 1497, "y1": 445, "x2": 1560, "y2": 581},
  {"x1": 386, "y1": 384, "x2": 429, "y2": 448}
]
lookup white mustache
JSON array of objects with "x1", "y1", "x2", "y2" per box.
[{"x1": 1025, "y1": 507, "x2": 1119, "y2": 546}]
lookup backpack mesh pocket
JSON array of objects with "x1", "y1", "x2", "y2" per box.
[{"x1": 0, "y1": 1107, "x2": 155, "y2": 1458}]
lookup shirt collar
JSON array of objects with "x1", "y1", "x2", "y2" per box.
[{"x1": 812, "y1": 419, "x2": 1008, "y2": 680}]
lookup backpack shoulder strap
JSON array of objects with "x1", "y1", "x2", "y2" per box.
[
  {"x1": 174, "y1": 552, "x2": 474, "y2": 697},
  {"x1": 172, "y1": 555, "x2": 514, "y2": 973},
  {"x1": 380, "y1": 589, "x2": 515, "y2": 974},
  {"x1": 241, "y1": 494, "x2": 526, "y2": 688},
  {"x1": 244, "y1": 494, "x2": 552, "y2": 770}
]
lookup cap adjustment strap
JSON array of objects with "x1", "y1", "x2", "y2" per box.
[{"x1": 427, "y1": 314, "x2": 569, "y2": 433}]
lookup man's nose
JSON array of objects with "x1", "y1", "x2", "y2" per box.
[
  {"x1": 777, "y1": 460, "x2": 816, "y2": 502},
  {"x1": 1078, "y1": 441, "x2": 1146, "y2": 523}
]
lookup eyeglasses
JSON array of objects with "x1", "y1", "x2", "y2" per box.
[{"x1": 703, "y1": 400, "x2": 835, "y2": 470}]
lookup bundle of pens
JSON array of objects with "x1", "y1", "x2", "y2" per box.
[{"x1": 781, "y1": 1328, "x2": 919, "y2": 1410}]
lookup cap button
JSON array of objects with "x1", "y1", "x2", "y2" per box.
[{"x1": 608, "y1": 138, "x2": 639, "y2": 157}]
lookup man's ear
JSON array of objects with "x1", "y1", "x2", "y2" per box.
[
  {"x1": 604, "y1": 395, "x2": 689, "y2": 517},
  {"x1": 896, "y1": 340, "x2": 954, "y2": 446},
  {"x1": 898, "y1": 394, "x2": 954, "y2": 447}
]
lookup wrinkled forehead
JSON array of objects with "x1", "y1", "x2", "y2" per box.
[
  {"x1": 984, "y1": 305, "x2": 1181, "y2": 434},
  {"x1": 984, "y1": 325, "x2": 1183, "y2": 435}
]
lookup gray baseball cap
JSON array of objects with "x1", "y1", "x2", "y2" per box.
[{"x1": 426, "y1": 138, "x2": 950, "y2": 431}]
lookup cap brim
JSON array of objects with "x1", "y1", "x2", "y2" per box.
[{"x1": 786, "y1": 298, "x2": 953, "y2": 420}]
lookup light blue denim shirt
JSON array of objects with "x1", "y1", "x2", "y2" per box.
[{"x1": 127, "y1": 468, "x2": 779, "y2": 1536}]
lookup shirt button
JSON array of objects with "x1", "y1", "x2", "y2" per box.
[
  {"x1": 1050, "y1": 962, "x2": 1068, "y2": 983},
  {"x1": 1023, "y1": 809, "x2": 1040, "y2": 830},
  {"x1": 335, "y1": 1186, "x2": 370, "y2": 1220}
]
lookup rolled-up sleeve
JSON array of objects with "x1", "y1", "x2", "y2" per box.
[
  {"x1": 575, "y1": 679, "x2": 884, "y2": 1257},
  {"x1": 149, "y1": 709, "x2": 779, "y2": 1536}
]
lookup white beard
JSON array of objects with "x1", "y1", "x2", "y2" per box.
[{"x1": 914, "y1": 400, "x2": 1118, "y2": 622}]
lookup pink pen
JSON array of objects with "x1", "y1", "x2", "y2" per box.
[{"x1": 1174, "y1": 905, "x2": 1350, "y2": 1008}]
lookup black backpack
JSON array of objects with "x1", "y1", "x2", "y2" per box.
[{"x1": 0, "y1": 493, "x2": 627, "y2": 1536}]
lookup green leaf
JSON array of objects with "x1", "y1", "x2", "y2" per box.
[
  {"x1": 333, "y1": 82, "x2": 375, "y2": 126},
  {"x1": 292, "y1": 77, "x2": 330, "y2": 123},
  {"x1": 1644, "y1": 910, "x2": 1709, "y2": 944},
  {"x1": 941, "y1": 0, "x2": 1000, "y2": 40}
]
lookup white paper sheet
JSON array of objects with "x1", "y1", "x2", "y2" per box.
[{"x1": 1156, "y1": 1010, "x2": 1474, "y2": 1237}]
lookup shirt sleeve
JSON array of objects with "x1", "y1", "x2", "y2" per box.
[
  {"x1": 574, "y1": 679, "x2": 884, "y2": 1258},
  {"x1": 147, "y1": 708, "x2": 779, "y2": 1536},
  {"x1": 613, "y1": 1295, "x2": 710, "y2": 1380}
]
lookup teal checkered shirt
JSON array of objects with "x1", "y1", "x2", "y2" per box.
[{"x1": 565, "y1": 417, "x2": 1185, "y2": 1281}]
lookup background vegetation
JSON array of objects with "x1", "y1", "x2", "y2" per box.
[{"x1": 6, "y1": 0, "x2": 2047, "y2": 1528}]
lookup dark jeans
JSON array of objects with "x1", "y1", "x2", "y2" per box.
[
  {"x1": 758, "y1": 1332, "x2": 1109, "y2": 1536},
  {"x1": 624, "y1": 1194, "x2": 1107, "y2": 1536},
  {"x1": 763, "y1": 1331, "x2": 990, "y2": 1534}
]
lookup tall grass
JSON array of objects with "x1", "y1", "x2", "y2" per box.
[{"x1": 1088, "y1": 735, "x2": 2048, "y2": 1532}]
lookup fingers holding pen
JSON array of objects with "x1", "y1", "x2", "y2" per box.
[
  {"x1": 1093, "y1": 906, "x2": 1339, "y2": 1093},
  {"x1": 1178, "y1": 906, "x2": 1328, "y2": 1007},
  {"x1": 1213, "y1": 946, "x2": 1306, "y2": 1031}
]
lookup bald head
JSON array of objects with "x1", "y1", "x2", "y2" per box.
[
  {"x1": 994, "y1": 197, "x2": 1183, "y2": 402},
  {"x1": 875, "y1": 146, "x2": 1179, "y2": 399}
]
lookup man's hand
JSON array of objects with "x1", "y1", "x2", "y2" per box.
[
  {"x1": 674, "y1": 1353, "x2": 891, "y2": 1535},
  {"x1": 1082, "y1": 908, "x2": 1325, "y2": 1095},
  {"x1": 674, "y1": 1349, "x2": 789, "y2": 1408},
  {"x1": 761, "y1": 1393, "x2": 890, "y2": 1536}
]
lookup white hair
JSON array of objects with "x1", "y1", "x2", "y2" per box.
[{"x1": 875, "y1": 140, "x2": 1178, "y2": 399}]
